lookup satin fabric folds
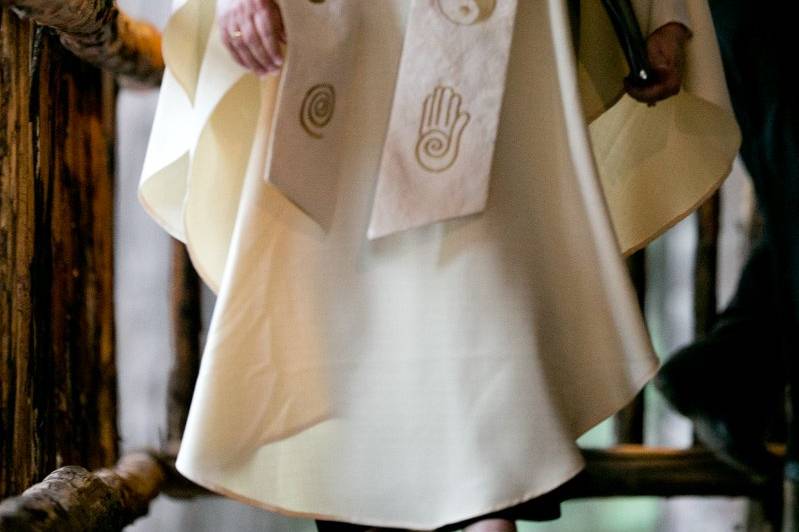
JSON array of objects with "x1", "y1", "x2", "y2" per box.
[{"x1": 139, "y1": 0, "x2": 739, "y2": 528}]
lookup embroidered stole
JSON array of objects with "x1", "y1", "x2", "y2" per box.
[
  {"x1": 267, "y1": 0, "x2": 519, "y2": 237},
  {"x1": 266, "y1": 0, "x2": 361, "y2": 228}
]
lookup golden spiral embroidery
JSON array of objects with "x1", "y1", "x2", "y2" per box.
[
  {"x1": 416, "y1": 86, "x2": 470, "y2": 173},
  {"x1": 437, "y1": 0, "x2": 497, "y2": 25},
  {"x1": 300, "y1": 84, "x2": 336, "y2": 139},
  {"x1": 417, "y1": 131, "x2": 452, "y2": 171}
]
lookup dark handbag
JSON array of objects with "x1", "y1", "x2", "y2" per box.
[{"x1": 600, "y1": 0, "x2": 653, "y2": 86}]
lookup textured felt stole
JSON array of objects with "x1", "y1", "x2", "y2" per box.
[
  {"x1": 368, "y1": 0, "x2": 519, "y2": 238},
  {"x1": 265, "y1": 0, "x2": 360, "y2": 229},
  {"x1": 266, "y1": 0, "x2": 518, "y2": 237}
]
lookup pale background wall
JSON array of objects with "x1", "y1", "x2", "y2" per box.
[{"x1": 114, "y1": 2, "x2": 758, "y2": 530}]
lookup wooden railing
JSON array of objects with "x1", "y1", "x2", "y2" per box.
[
  {"x1": 0, "y1": 0, "x2": 163, "y2": 84},
  {"x1": 0, "y1": 2, "x2": 790, "y2": 530}
]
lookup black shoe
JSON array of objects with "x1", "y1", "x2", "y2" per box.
[{"x1": 656, "y1": 311, "x2": 785, "y2": 480}]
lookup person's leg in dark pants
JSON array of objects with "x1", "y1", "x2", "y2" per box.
[{"x1": 657, "y1": 0, "x2": 799, "y2": 476}]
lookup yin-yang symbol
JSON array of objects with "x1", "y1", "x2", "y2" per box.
[{"x1": 437, "y1": 0, "x2": 497, "y2": 25}]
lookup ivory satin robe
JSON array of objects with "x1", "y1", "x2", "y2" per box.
[{"x1": 139, "y1": 0, "x2": 739, "y2": 527}]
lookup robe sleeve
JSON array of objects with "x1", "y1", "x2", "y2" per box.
[
  {"x1": 578, "y1": 0, "x2": 741, "y2": 255},
  {"x1": 632, "y1": 0, "x2": 692, "y2": 35}
]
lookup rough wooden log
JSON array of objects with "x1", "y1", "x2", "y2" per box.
[
  {"x1": 0, "y1": 450, "x2": 207, "y2": 530},
  {"x1": 694, "y1": 194, "x2": 721, "y2": 336},
  {"x1": 166, "y1": 241, "x2": 202, "y2": 446},
  {"x1": 153, "y1": 447, "x2": 786, "y2": 502},
  {"x1": 783, "y1": 479, "x2": 799, "y2": 532},
  {"x1": 0, "y1": 445, "x2": 780, "y2": 530},
  {"x1": 2, "y1": 0, "x2": 163, "y2": 86},
  {"x1": 571, "y1": 446, "x2": 779, "y2": 499},
  {"x1": 0, "y1": 453, "x2": 165, "y2": 531},
  {"x1": 153, "y1": 446, "x2": 786, "y2": 501},
  {"x1": 616, "y1": 250, "x2": 648, "y2": 444},
  {"x1": 1, "y1": 9, "x2": 118, "y2": 499}
]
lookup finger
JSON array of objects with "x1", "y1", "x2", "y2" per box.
[
  {"x1": 626, "y1": 81, "x2": 677, "y2": 104},
  {"x1": 452, "y1": 111, "x2": 471, "y2": 149},
  {"x1": 627, "y1": 65, "x2": 681, "y2": 104},
  {"x1": 225, "y1": 23, "x2": 271, "y2": 74},
  {"x1": 442, "y1": 87, "x2": 455, "y2": 126},
  {"x1": 625, "y1": 76, "x2": 666, "y2": 104},
  {"x1": 454, "y1": 110, "x2": 470, "y2": 135},
  {"x1": 237, "y1": 17, "x2": 276, "y2": 73},
  {"x1": 233, "y1": 37, "x2": 270, "y2": 74},
  {"x1": 221, "y1": 9, "x2": 262, "y2": 73},
  {"x1": 422, "y1": 94, "x2": 433, "y2": 130},
  {"x1": 433, "y1": 86, "x2": 444, "y2": 125},
  {"x1": 220, "y1": 19, "x2": 253, "y2": 70},
  {"x1": 241, "y1": 21, "x2": 275, "y2": 74},
  {"x1": 650, "y1": 65, "x2": 682, "y2": 99},
  {"x1": 447, "y1": 91, "x2": 461, "y2": 127},
  {"x1": 627, "y1": 81, "x2": 666, "y2": 104},
  {"x1": 253, "y1": 10, "x2": 283, "y2": 67}
]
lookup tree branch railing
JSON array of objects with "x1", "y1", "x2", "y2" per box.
[
  {"x1": 1, "y1": 0, "x2": 164, "y2": 86},
  {"x1": 0, "y1": 445, "x2": 782, "y2": 531},
  {"x1": 0, "y1": 454, "x2": 165, "y2": 531}
]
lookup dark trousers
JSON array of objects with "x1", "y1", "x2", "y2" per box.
[
  {"x1": 708, "y1": 0, "x2": 799, "y2": 461},
  {"x1": 710, "y1": 0, "x2": 799, "y2": 322}
]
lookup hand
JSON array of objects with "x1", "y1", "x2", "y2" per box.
[
  {"x1": 626, "y1": 22, "x2": 691, "y2": 105},
  {"x1": 416, "y1": 86, "x2": 471, "y2": 173},
  {"x1": 217, "y1": 0, "x2": 286, "y2": 76}
]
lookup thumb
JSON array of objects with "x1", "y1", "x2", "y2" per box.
[{"x1": 453, "y1": 111, "x2": 471, "y2": 135}]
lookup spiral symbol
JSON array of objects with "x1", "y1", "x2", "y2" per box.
[
  {"x1": 300, "y1": 84, "x2": 336, "y2": 139},
  {"x1": 416, "y1": 86, "x2": 470, "y2": 173},
  {"x1": 417, "y1": 131, "x2": 458, "y2": 173}
]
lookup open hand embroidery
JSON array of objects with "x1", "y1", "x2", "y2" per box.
[{"x1": 416, "y1": 86, "x2": 471, "y2": 173}]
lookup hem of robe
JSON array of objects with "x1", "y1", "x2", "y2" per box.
[
  {"x1": 180, "y1": 464, "x2": 586, "y2": 529},
  {"x1": 138, "y1": 168, "x2": 224, "y2": 294},
  {"x1": 138, "y1": 185, "x2": 225, "y2": 294},
  {"x1": 620, "y1": 154, "x2": 733, "y2": 256},
  {"x1": 137, "y1": 181, "x2": 186, "y2": 243},
  {"x1": 174, "y1": 358, "x2": 659, "y2": 529},
  {"x1": 135, "y1": 149, "x2": 226, "y2": 293}
]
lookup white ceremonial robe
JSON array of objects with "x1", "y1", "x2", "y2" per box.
[{"x1": 139, "y1": 0, "x2": 740, "y2": 528}]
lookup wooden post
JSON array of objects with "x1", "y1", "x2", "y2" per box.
[
  {"x1": 694, "y1": 194, "x2": 721, "y2": 337},
  {"x1": 1, "y1": 0, "x2": 164, "y2": 85},
  {"x1": 166, "y1": 241, "x2": 202, "y2": 447},
  {"x1": 616, "y1": 250, "x2": 647, "y2": 444},
  {"x1": 0, "y1": 8, "x2": 118, "y2": 499}
]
